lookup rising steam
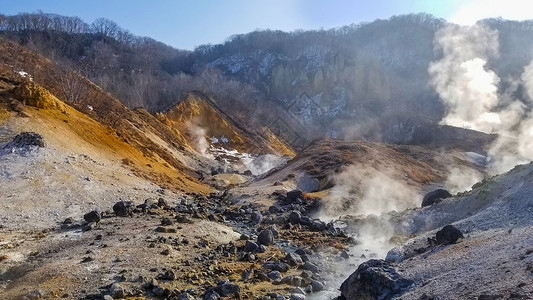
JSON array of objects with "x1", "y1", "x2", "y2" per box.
[
  {"x1": 186, "y1": 120, "x2": 214, "y2": 159},
  {"x1": 430, "y1": 22, "x2": 533, "y2": 174},
  {"x1": 319, "y1": 165, "x2": 420, "y2": 219}
]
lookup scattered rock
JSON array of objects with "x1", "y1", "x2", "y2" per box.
[
  {"x1": 263, "y1": 261, "x2": 290, "y2": 272},
  {"x1": 109, "y1": 283, "x2": 125, "y2": 298},
  {"x1": 113, "y1": 201, "x2": 133, "y2": 217},
  {"x1": 284, "y1": 253, "x2": 303, "y2": 266},
  {"x1": 251, "y1": 211, "x2": 262, "y2": 224},
  {"x1": 161, "y1": 217, "x2": 173, "y2": 226},
  {"x1": 267, "y1": 271, "x2": 282, "y2": 280},
  {"x1": 287, "y1": 189, "x2": 303, "y2": 203},
  {"x1": 155, "y1": 226, "x2": 177, "y2": 233},
  {"x1": 385, "y1": 247, "x2": 405, "y2": 263},
  {"x1": 243, "y1": 241, "x2": 259, "y2": 252},
  {"x1": 289, "y1": 211, "x2": 302, "y2": 224},
  {"x1": 290, "y1": 293, "x2": 306, "y2": 300},
  {"x1": 311, "y1": 280, "x2": 324, "y2": 292},
  {"x1": 435, "y1": 225, "x2": 464, "y2": 245},
  {"x1": 10, "y1": 132, "x2": 45, "y2": 148},
  {"x1": 215, "y1": 280, "x2": 240, "y2": 297},
  {"x1": 83, "y1": 210, "x2": 101, "y2": 223},
  {"x1": 302, "y1": 261, "x2": 319, "y2": 274},
  {"x1": 422, "y1": 189, "x2": 452, "y2": 207},
  {"x1": 257, "y1": 229, "x2": 274, "y2": 246},
  {"x1": 340, "y1": 259, "x2": 413, "y2": 299}
]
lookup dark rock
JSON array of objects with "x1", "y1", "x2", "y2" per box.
[
  {"x1": 309, "y1": 220, "x2": 327, "y2": 231},
  {"x1": 340, "y1": 259, "x2": 413, "y2": 300},
  {"x1": 422, "y1": 189, "x2": 452, "y2": 207},
  {"x1": 300, "y1": 270, "x2": 313, "y2": 279},
  {"x1": 302, "y1": 262, "x2": 319, "y2": 273},
  {"x1": 215, "y1": 281, "x2": 240, "y2": 297},
  {"x1": 267, "y1": 271, "x2": 282, "y2": 280},
  {"x1": 284, "y1": 253, "x2": 303, "y2": 266},
  {"x1": 161, "y1": 270, "x2": 176, "y2": 280},
  {"x1": 268, "y1": 225, "x2": 279, "y2": 237},
  {"x1": 269, "y1": 205, "x2": 283, "y2": 214},
  {"x1": 295, "y1": 249, "x2": 310, "y2": 262},
  {"x1": 113, "y1": 201, "x2": 133, "y2": 217},
  {"x1": 155, "y1": 226, "x2": 177, "y2": 233},
  {"x1": 290, "y1": 294, "x2": 306, "y2": 300},
  {"x1": 11, "y1": 132, "x2": 45, "y2": 148},
  {"x1": 251, "y1": 211, "x2": 262, "y2": 224},
  {"x1": 340, "y1": 251, "x2": 350, "y2": 259},
  {"x1": 63, "y1": 217, "x2": 74, "y2": 225},
  {"x1": 109, "y1": 283, "x2": 125, "y2": 298},
  {"x1": 239, "y1": 234, "x2": 250, "y2": 240},
  {"x1": 161, "y1": 218, "x2": 173, "y2": 226},
  {"x1": 177, "y1": 293, "x2": 196, "y2": 300},
  {"x1": 157, "y1": 198, "x2": 169, "y2": 208},
  {"x1": 243, "y1": 241, "x2": 259, "y2": 253},
  {"x1": 243, "y1": 170, "x2": 253, "y2": 176},
  {"x1": 281, "y1": 276, "x2": 294, "y2": 284},
  {"x1": 263, "y1": 261, "x2": 290, "y2": 272},
  {"x1": 289, "y1": 211, "x2": 302, "y2": 224},
  {"x1": 83, "y1": 211, "x2": 101, "y2": 223},
  {"x1": 311, "y1": 280, "x2": 324, "y2": 292},
  {"x1": 257, "y1": 229, "x2": 274, "y2": 246},
  {"x1": 435, "y1": 225, "x2": 464, "y2": 245},
  {"x1": 287, "y1": 189, "x2": 304, "y2": 203}
]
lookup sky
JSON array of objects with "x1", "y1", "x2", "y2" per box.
[{"x1": 1, "y1": 0, "x2": 531, "y2": 50}]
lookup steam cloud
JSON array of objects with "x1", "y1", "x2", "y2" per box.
[
  {"x1": 186, "y1": 120, "x2": 213, "y2": 159},
  {"x1": 318, "y1": 165, "x2": 420, "y2": 219},
  {"x1": 429, "y1": 23, "x2": 533, "y2": 174}
]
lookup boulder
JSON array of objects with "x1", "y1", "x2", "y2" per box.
[
  {"x1": 289, "y1": 211, "x2": 302, "y2": 224},
  {"x1": 340, "y1": 259, "x2": 413, "y2": 299},
  {"x1": 83, "y1": 210, "x2": 101, "y2": 223},
  {"x1": 263, "y1": 261, "x2": 290, "y2": 272},
  {"x1": 243, "y1": 241, "x2": 259, "y2": 253},
  {"x1": 436, "y1": 225, "x2": 464, "y2": 245},
  {"x1": 422, "y1": 189, "x2": 452, "y2": 207},
  {"x1": 10, "y1": 132, "x2": 45, "y2": 148},
  {"x1": 257, "y1": 229, "x2": 274, "y2": 246},
  {"x1": 287, "y1": 189, "x2": 304, "y2": 203},
  {"x1": 215, "y1": 280, "x2": 239, "y2": 297},
  {"x1": 284, "y1": 253, "x2": 303, "y2": 266},
  {"x1": 113, "y1": 201, "x2": 133, "y2": 217}
]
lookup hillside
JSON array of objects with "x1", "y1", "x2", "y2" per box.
[{"x1": 3, "y1": 13, "x2": 533, "y2": 148}]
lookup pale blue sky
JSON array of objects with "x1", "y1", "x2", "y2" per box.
[{"x1": 1, "y1": 0, "x2": 528, "y2": 50}]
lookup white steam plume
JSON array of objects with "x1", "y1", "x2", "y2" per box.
[
  {"x1": 186, "y1": 120, "x2": 213, "y2": 159},
  {"x1": 430, "y1": 23, "x2": 533, "y2": 174},
  {"x1": 319, "y1": 165, "x2": 420, "y2": 219},
  {"x1": 429, "y1": 23, "x2": 501, "y2": 134}
]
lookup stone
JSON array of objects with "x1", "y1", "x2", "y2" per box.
[
  {"x1": 340, "y1": 251, "x2": 350, "y2": 259},
  {"x1": 435, "y1": 225, "x2": 464, "y2": 245},
  {"x1": 11, "y1": 132, "x2": 45, "y2": 148},
  {"x1": 84, "y1": 210, "x2": 101, "y2": 223},
  {"x1": 267, "y1": 271, "x2": 282, "y2": 280},
  {"x1": 109, "y1": 283, "x2": 125, "y2": 298},
  {"x1": 269, "y1": 205, "x2": 283, "y2": 214},
  {"x1": 284, "y1": 253, "x2": 303, "y2": 266},
  {"x1": 309, "y1": 220, "x2": 326, "y2": 231},
  {"x1": 289, "y1": 211, "x2": 302, "y2": 224},
  {"x1": 161, "y1": 218, "x2": 173, "y2": 226},
  {"x1": 268, "y1": 225, "x2": 280, "y2": 237},
  {"x1": 257, "y1": 229, "x2": 274, "y2": 246},
  {"x1": 340, "y1": 259, "x2": 413, "y2": 299},
  {"x1": 302, "y1": 262, "x2": 319, "y2": 273},
  {"x1": 161, "y1": 270, "x2": 176, "y2": 280},
  {"x1": 157, "y1": 197, "x2": 169, "y2": 208},
  {"x1": 243, "y1": 241, "x2": 259, "y2": 253},
  {"x1": 263, "y1": 261, "x2": 290, "y2": 272},
  {"x1": 251, "y1": 211, "x2": 262, "y2": 224},
  {"x1": 113, "y1": 201, "x2": 133, "y2": 217},
  {"x1": 385, "y1": 247, "x2": 405, "y2": 263},
  {"x1": 422, "y1": 189, "x2": 452, "y2": 207},
  {"x1": 215, "y1": 281, "x2": 240, "y2": 297},
  {"x1": 177, "y1": 293, "x2": 196, "y2": 300},
  {"x1": 286, "y1": 189, "x2": 304, "y2": 203},
  {"x1": 290, "y1": 293, "x2": 306, "y2": 300},
  {"x1": 311, "y1": 280, "x2": 324, "y2": 292}
]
